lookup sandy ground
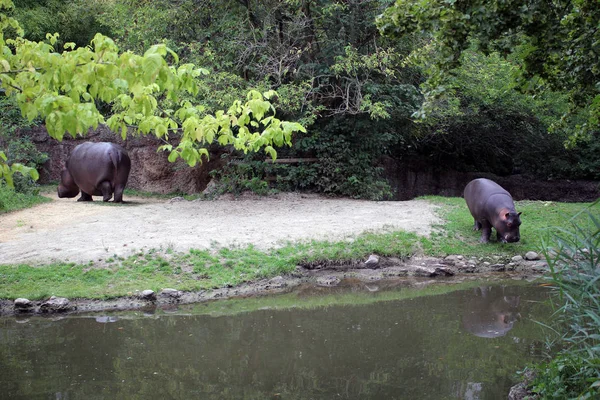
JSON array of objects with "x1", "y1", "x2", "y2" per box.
[{"x1": 0, "y1": 192, "x2": 441, "y2": 265}]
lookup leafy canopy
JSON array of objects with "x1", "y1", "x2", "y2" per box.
[
  {"x1": 377, "y1": 0, "x2": 600, "y2": 138},
  {"x1": 0, "y1": 0, "x2": 305, "y2": 185}
]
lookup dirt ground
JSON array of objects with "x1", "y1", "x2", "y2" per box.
[{"x1": 0, "y1": 192, "x2": 442, "y2": 265}]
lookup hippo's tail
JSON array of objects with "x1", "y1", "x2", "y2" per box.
[{"x1": 109, "y1": 148, "x2": 131, "y2": 184}]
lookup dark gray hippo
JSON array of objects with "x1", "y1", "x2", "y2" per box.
[
  {"x1": 463, "y1": 178, "x2": 521, "y2": 243},
  {"x1": 58, "y1": 142, "x2": 131, "y2": 203}
]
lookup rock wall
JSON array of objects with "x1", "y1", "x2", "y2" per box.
[
  {"x1": 26, "y1": 125, "x2": 225, "y2": 194},
  {"x1": 382, "y1": 156, "x2": 600, "y2": 202}
]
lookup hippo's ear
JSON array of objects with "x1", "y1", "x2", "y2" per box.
[
  {"x1": 518, "y1": 212, "x2": 522, "y2": 217},
  {"x1": 505, "y1": 212, "x2": 510, "y2": 219}
]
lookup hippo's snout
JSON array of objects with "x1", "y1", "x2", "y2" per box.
[{"x1": 503, "y1": 234, "x2": 520, "y2": 243}]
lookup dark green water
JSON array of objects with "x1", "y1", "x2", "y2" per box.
[{"x1": 0, "y1": 282, "x2": 553, "y2": 399}]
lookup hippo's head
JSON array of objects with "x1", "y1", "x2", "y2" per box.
[
  {"x1": 496, "y1": 211, "x2": 522, "y2": 243},
  {"x1": 57, "y1": 169, "x2": 80, "y2": 198}
]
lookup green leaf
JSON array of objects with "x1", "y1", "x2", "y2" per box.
[{"x1": 168, "y1": 150, "x2": 179, "y2": 163}]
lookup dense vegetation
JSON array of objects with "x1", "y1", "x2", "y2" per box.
[{"x1": 2, "y1": 0, "x2": 598, "y2": 201}]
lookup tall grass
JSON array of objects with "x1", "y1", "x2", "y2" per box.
[{"x1": 529, "y1": 202, "x2": 600, "y2": 398}]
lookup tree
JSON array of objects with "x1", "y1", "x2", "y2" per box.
[
  {"x1": 377, "y1": 0, "x2": 600, "y2": 138},
  {"x1": 0, "y1": 0, "x2": 305, "y2": 186}
]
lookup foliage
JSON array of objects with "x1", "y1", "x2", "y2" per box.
[
  {"x1": 12, "y1": 0, "x2": 112, "y2": 50},
  {"x1": 0, "y1": 96, "x2": 41, "y2": 189},
  {"x1": 0, "y1": 0, "x2": 305, "y2": 187},
  {"x1": 207, "y1": 159, "x2": 274, "y2": 197},
  {"x1": 0, "y1": 181, "x2": 50, "y2": 214},
  {"x1": 377, "y1": 0, "x2": 600, "y2": 139},
  {"x1": 3, "y1": 137, "x2": 48, "y2": 194},
  {"x1": 396, "y1": 45, "x2": 600, "y2": 179},
  {"x1": 289, "y1": 118, "x2": 396, "y2": 200},
  {"x1": 527, "y1": 203, "x2": 600, "y2": 398}
]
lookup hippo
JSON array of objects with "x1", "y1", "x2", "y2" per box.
[
  {"x1": 463, "y1": 178, "x2": 521, "y2": 243},
  {"x1": 58, "y1": 142, "x2": 131, "y2": 203}
]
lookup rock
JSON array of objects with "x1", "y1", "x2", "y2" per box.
[
  {"x1": 490, "y1": 264, "x2": 506, "y2": 272},
  {"x1": 506, "y1": 262, "x2": 516, "y2": 271},
  {"x1": 458, "y1": 265, "x2": 476, "y2": 273},
  {"x1": 413, "y1": 266, "x2": 437, "y2": 277},
  {"x1": 140, "y1": 290, "x2": 156, "y2": 301},
  {"x1": 267, "y1": 276, "x2": 287, "y2": 288},
  {"x1": 14, "y1": 298, "x2": 33, "y2": 312},
  {"x1": 531, "y1": 262, "x2": 549, "y2": 272},
  {"x1": 525, "y1": 251, "x2": 541, "y2": 261},
  {"x1": 511, "y1": 255, "x2": 523, "y2": 262},
  {"x1": 160, "y1": 288, "x2": 182, "y2": 298},
  {"x1": 364, "y1": 254, "x2": 379, "y2": 267},
  {"x1": 39, "y1": 296, "x2": 73, "y2": 313},
  {"x1": 168, "y1": 196, "x2": 186, "y2": 203},
  {"x1": 444, "y1": 255, "x2": 461, "y2": 264},
  {"x1": 316, "y1": 276, "x2": 340, "y2": 287},
  {"x1": 202, "y1": 180, "x2": 218, "y2": 195},
  {"x1": 508, "y1": 369, "x2": 538, "y2": 400},
  {"x1": 433, "y1": 266, "x2": 455, "y2": 276},
  {"x1": 482, "y1": 262, "x2": 490, "y2": 267},
  {"x1": 382, "y1": 267, "x2": 409, "y2": 277}
]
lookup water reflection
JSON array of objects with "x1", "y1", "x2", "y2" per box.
[
  {"x1": 462, "y1": 286, "x2": 521, "y2": 338},
  {"x1": 0, "y1": 282, "x2": 552, "y2": 400},
  {"x1": 95, "y1": 316, "x2": 119, "y2": 324}
]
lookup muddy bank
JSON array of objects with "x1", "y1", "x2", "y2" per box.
[{"x1": 0, "y1": 254, "x2": 548, "y2": 316}]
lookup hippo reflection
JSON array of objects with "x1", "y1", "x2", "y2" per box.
[{"x1": 462, "y1": 286, "x2": 520, "y2": 338}]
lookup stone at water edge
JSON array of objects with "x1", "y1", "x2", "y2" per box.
[
  {"x1": 365, "y1": 254, "x2": 380, "y2": 267},
  {"x1": 14, "y1": 298, "x2": 33, "y2": 311},
  {"x1": 525, "y1": 251, "x2": 541, "y2": 261},
  {"x1": 511, "y1": 255, "x2": 524, "y2": 262},
  {"x1": 267, "y1": 276, "x2": 286, "y2": 288},
  {"x1": 160, "y1": 288, "x2": 182, "y2": 298},
  {"x1": 39, "y1": 296, "x2": 73, "y2": 313},
  {"x1": 141, "y1": 290, "x2": 156, "y2": 300}
]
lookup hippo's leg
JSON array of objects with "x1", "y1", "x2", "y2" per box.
[
  {"x1": 479, "y1": 221, "x2": 492, "y2": 243},
  {"x1": 77, "y1": 192, "x2": 93, "y2": 202},
  {"x1": 473, "y1": 220, "x2": 482, "y2": 231},
  {"x1": 496, "y1": 230, "x2": 503, "y2": 242},
  {"x1": 113, "y1": 183, "x2": 125, "y2": 203},
  {"x1": 99, "y1": 181, "x2": 113, "y2": 202}
]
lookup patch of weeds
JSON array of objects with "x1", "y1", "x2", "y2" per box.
[{"x1": 0, "y1": 182, "x2": 51, "y2": 214}]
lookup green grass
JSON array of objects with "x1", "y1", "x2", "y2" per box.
[
  {"x1": 0, "y1": 196, "x2": 596, "y2": 300},
  {"x1": 0, "y1": 184, "x2": 51, "y2": 214},
  {"x1": 421, "y1": 196, "x2": 598, "y2": 258}
]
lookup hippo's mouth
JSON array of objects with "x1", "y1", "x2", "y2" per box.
[{"x1": 502, "y1": 235, "x2": 520, "y2": 243}]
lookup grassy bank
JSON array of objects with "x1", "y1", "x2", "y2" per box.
[{"x1": 0, "y1": 196, "x2": 596, "y2": 300}]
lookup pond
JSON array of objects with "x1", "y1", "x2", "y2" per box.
[{"x1": 0, "y1": 280, "x2": 553, "y2": 399}]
